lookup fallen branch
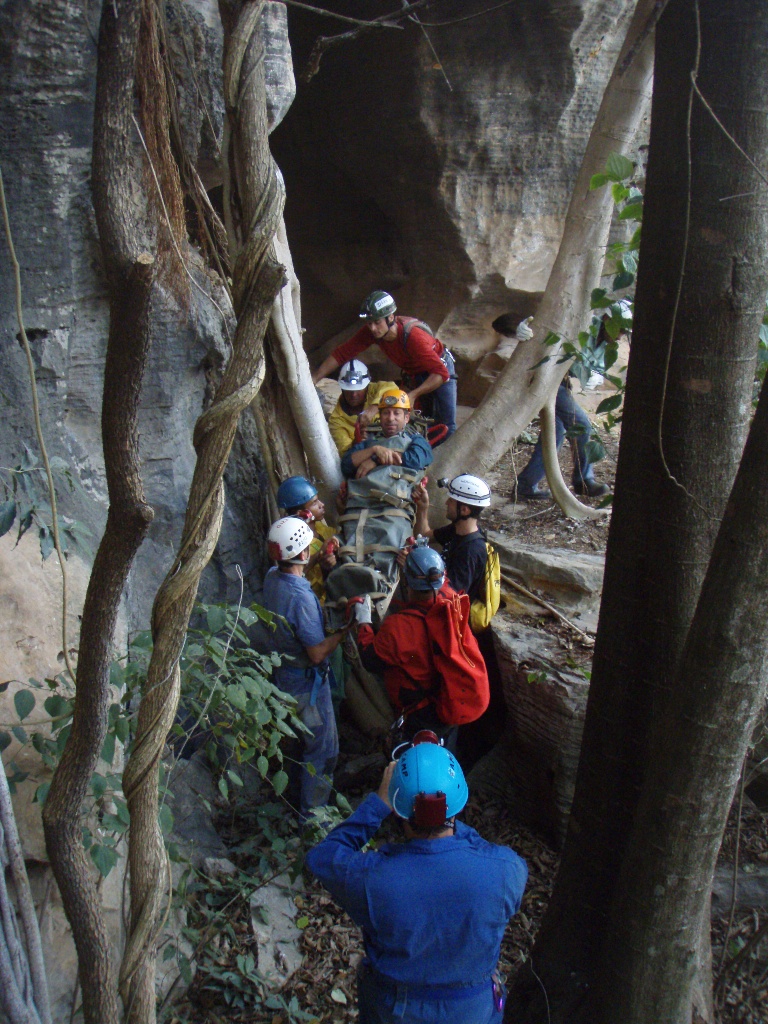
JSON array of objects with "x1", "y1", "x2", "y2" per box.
[{"x1": 500, "y1": 571, "x2": 594, "y2": 646}]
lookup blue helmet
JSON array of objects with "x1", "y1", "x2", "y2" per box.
[
  {"x1": 389, "y1": 737, "x2": 468, "y2": 826},
  {"x1": 404, "y1": 538, "x2": 445, "y2": 592},
  {"x1": 277, "y1": 476, "x2": 317, "y2": 512}
]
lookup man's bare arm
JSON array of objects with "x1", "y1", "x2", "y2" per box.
[
  {"x1": 407, "y1": 372, "x2": 445, "y2": 405},
  {"x1": 411, "y1": 482, "x2": 432, "y2": 539},
  {"x1": 312, "y1": 354, "x2": 341, "y2": 384}
]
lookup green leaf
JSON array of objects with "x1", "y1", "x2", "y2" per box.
[
  {"x1": 44, "y1": 694, "x2": 71, "y2": 718},
  {"x1": 590, "y1": 288, "x2": 612, "y2": 309},
  {"x1": 0, "y1": 731, "x2": 11, "y2": 753},
  {"x1": 162, "y1": 944, "x2": 176, "y2": 962},
  {"x1": 178, "y1": 953, "x2": 193, "y2": 986},
  {"x1": 99, "y1": 813, "x2": 128, "y2": 834},
  {"x1": 527, "y1": 356, "x2": 550, "y2": 372},
  {"x1": 14, "y1": 689, "x2": 35, "y2": 722},
  {"x1": 272, "y1": 770, "x2": 289, "y2": 796},
  {"x1": 0, "y1": 500, "x2": 16, "y2": 538},
  {"x1": 238, "y1": 607, "x2": 258, "y2": 627},
  {"x1": 542, "y1": 331, "x2": 561, "y2": 348},
  {"x1": 330, "y1": 988, "x2": 348, "y2": 1005},
  {"x1": 612, "y1": 271, "x2": 635, "y2": 291},
  {"x1": 611, "y1": 182, "x2": 629, "y2": 203},
  {"x1": 335, "y1": 792, "x2": 352, "y2": 814},
  {"x1": 56, "y1": 724, "x2": 71, "y2": 753},
  {"x1": 206, "y1": 605, "x2": 228, "y2": 635},
  {"x1": 39, "y1": 525, "x2": 54, "y2": 561},
  {"x1": 101, "y1": 732, "x2": 116, "y2": 765},
  {"x1": 589, "y1": 172, "x2": 609, "y2": 190},
  {"x1": 226, "y1": 683, "x2": 248, "y2": 711},
  {"x1": 158, "y1": 804, "x2": 174, "y2": 836},
  {"x1": 12, "y1": 725, "x2": 27, "y2": 745},
  {"x1": 296, "y1": 915, "x2": 309, "y2": 930},
  {"x1": 90, "y1": 843, "x2": 118, "y2": 878},
  {"x1": 585, "y1": 439, "x2": 606, "y2": 465},
  {"x1": 596, "y1": 394, "x2": 623, "y2": 415},
  {"x1": 227, "y1": 770, "x2": 244, "y2": 788},
  {"x1": 114, "y1": 717, "x2": 130, "y2": 744},
  {"x1": 605, "y1": 152, "x2": 634, "y2": 182},
  {"x1": 218, "y1": 776, "x2": 229, "y2": 800},
  {"x1": 257, "y1": 755, "x2": 269, "y2": 778},
  {"x1": 34, "y1": 782, "x2": 50, "y2": 804},
  {"x1": 619, "y1": 200, "x2": 643, "y2": 222},
  {"x1": 16, "y1": 507, "x2": 34, "y2": 544},
  {"x1": 91, "y1": 774, "x2": 108, "y2": 799}
]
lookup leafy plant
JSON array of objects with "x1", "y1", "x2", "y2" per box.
[
  {"x1": 526, "y1": 151, "x2": 641, "y2": 472},
  {"x1": 0, "y1": 600, "x2": 310, "y2": 877},
  {"x1": 0, "y1": 447, "x2": 91, "y2": 561}
]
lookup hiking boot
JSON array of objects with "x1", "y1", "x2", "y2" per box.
[
  {"x1": 572, "y1": 479, "x2": 610, "y2": 498},
  {"x1": 517, "y1": 486, "x2": 552, "y2": 501}
]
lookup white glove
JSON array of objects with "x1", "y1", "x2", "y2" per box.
[
  {"x1": 350, "y1": 595, "x2": 373, "y2": 626},
  {"x1": 516, "y1": 317, "x2": 534, "y2": 341}
]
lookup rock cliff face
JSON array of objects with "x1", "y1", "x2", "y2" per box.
[
  {"x1": 270, "y1": 0, "x2": 642, "y2": 377},
  {"x1": 0, "y1": 1, "x2": 293, "y2": 631}
]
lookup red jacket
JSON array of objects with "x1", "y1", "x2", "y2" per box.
[
  {"x1": 332, "y1": 317, "x2": 449, "y2": 381},
  {"x1": 358, "y1": 585, "x2": 489, "y2": 723}
]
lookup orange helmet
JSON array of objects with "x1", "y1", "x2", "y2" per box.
[{"x1": 378, "y1": 388, "x2": 410, "y2": 411}]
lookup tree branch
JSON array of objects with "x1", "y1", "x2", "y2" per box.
[{"x1": 42, "y1": 3, "x2": 158, "y2": 1023}]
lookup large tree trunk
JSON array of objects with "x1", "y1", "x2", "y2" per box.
[
  {"x1": 119, "y1": 3, "x2": 285, "y2": 1020},
  {"x1": 41, "y1": 4, "x2": 156, "y2": 1023},
  {"x1": 591, "y1": 377, "x2": 768, "y2": 1018},
  {"x1": 431, "y1": 0, "x2": 654, "y2": 484},
  {"x1": 506, "y1": 2, "x2": 768, "y2": 1020},
  {"x1": 270, "y1": 215, "x2": 342, "y2": 509}
]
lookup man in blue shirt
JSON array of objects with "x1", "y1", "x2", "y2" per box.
[
  {"x1": 262, "y1": 517, "x2": 348, "y2": 821},
  {"x1": 306, "y1": 735, "x2": 527, "y2": 1023}
]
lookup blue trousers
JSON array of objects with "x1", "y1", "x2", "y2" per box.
[
  {"x1": 414, "y1": 350, "x2": 457, "y2": 440},
  {"x1": 291, "y1": 679, "x2": 338, "y2": 819},
  {"x1": 358, "y1": 966, "x2": 504, "y2": 1024},
  {"x1": 518, "y1": 383, "x2": 596, "y2": 491}
]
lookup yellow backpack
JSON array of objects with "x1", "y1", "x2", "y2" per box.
[{"x1": 469, "y1": 541, "x2": 501, "y2": 633}]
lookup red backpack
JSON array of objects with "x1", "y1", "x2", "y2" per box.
[{"x1": 401, "y1": 589, "x2": 490, "y2": 726}]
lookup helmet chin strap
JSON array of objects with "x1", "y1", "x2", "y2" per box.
[
  {"x1": 453, "y1": 503, "x2": 475, "y2": 522},
  {"x1": 283, "y1": 548, "x2": 310, "y2": 566}
]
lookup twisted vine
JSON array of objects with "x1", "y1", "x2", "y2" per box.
[{"x1": 119, "y1": 4, "x2": 285, "y2": 1020}]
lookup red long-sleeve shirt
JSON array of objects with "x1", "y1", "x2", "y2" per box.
[{"x1": 332, "y1": 317, "x2": 449, "y2": 382}]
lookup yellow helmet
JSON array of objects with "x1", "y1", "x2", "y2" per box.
[{"x1": 378, "y1": 388, "x2": 411, "y2": 411}]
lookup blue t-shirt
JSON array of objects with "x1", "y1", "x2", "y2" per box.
[{"x1": 262, "y1": 568, "x2": 327, "y2": 691}]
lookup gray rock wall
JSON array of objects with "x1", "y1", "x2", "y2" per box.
[
  {"x1": 0, "y1": 0, "x2": 272, "y2": 638},
  {"x1": 271, "y1": 0, "x2": 643, "y2": 364},
  {"x1": 0, "y1": 5, "x2": 286, "y2": 1018}
]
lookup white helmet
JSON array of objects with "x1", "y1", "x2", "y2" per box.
[
  {"x1": 444, "y1": 474, "x2": 491, "y2": 508},
  {"x1": 268, "y1": 517, "x2": 313, "y2": 564},
  {"x1": 338, "y1": 359, "x2": 371, "y2": 392}
]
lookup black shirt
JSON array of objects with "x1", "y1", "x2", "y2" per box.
[{"x1": 433, "y1": 525, "x2": 488, "y2": 602}]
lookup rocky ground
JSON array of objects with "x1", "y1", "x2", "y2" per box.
[{"x1": 173, "y1": 413, "x2": 767, "y2": 1024}]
